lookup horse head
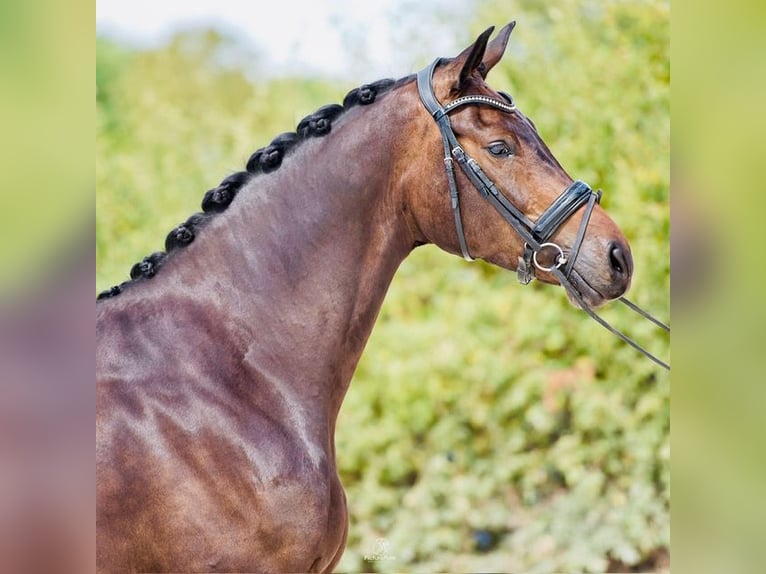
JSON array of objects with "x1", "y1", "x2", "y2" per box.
[{"x1": 402, "y1": 23, "x2": 633, "y2": 309}]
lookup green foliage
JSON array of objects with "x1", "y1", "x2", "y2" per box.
[{"x1": 96, "y1": 1, "x2": 668, "y2": 571}]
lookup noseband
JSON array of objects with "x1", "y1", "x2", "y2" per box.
[{"x1": 417, "y1": 59, "x2": 670, "y2": 370}]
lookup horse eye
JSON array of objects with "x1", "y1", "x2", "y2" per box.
[{"x1": 487, "y1": 141, "x2": 514, "y2": 157}]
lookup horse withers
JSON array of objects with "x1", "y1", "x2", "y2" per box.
[{"x1": 97, "y1": 23, "x2": 633, "y2": 573}]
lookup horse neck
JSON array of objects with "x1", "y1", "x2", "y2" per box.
[{"x1": 153, "y1": 93, "x2": 418, "y2": 420}]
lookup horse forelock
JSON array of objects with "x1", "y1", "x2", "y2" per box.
[{"x1": 97, "y1": 74, "x2": 415, "y2": 302}]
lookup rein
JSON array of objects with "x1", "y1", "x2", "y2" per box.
[{"x1": 416, "y1": 59, "x2": 670, "y2": 371}]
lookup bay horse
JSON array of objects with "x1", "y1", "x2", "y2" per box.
[{"x1": 97, "y1": 23, "x2": 635, "y2": 573}]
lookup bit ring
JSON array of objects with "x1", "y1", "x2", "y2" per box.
[{"x1": 532, "y1": 242, "x2": 568, "y2": 272}]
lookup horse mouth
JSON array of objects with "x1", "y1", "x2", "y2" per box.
[{"x1": 565, "y1": 269, "x2": 610, "y2": 309}]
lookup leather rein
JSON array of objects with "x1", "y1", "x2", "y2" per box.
[{"x1": 416, "y1": 59, "x2": 670, "y2": 371}]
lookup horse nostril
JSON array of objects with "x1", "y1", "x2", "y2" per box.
[{"x1": 609, "y1": 243, "x2": 630, "y2": 277}]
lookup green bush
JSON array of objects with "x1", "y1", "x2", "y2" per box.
[{"x1": 97, "y1": 2, "x2": 668, "y2": 571}]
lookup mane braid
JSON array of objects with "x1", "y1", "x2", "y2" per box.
[{"x1": 97, "y1": 74, "x2": 413, "y2": 301}]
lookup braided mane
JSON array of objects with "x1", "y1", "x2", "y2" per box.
[{"x1": 97, "y1": 77, "x2": 412, "y2": 301}]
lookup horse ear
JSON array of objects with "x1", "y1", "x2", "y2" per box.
[
  {"x1": 452, "y1": 26, "x2": 495, "y2": 90},
  {"x1": 480, "y1": 21, "x2": 516, "y2": 77}
]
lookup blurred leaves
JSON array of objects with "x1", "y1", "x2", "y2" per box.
[
  {"x1": 96, "y1": 1, "x2": 668, "y2": 572},
  {"x1": 0, "y1": 0, "x2": 91, "y2": 296}
]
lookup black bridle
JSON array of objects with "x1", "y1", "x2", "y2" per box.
[{"x1": 417, "y1": 59, "x2": 670, "y2": 371}]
